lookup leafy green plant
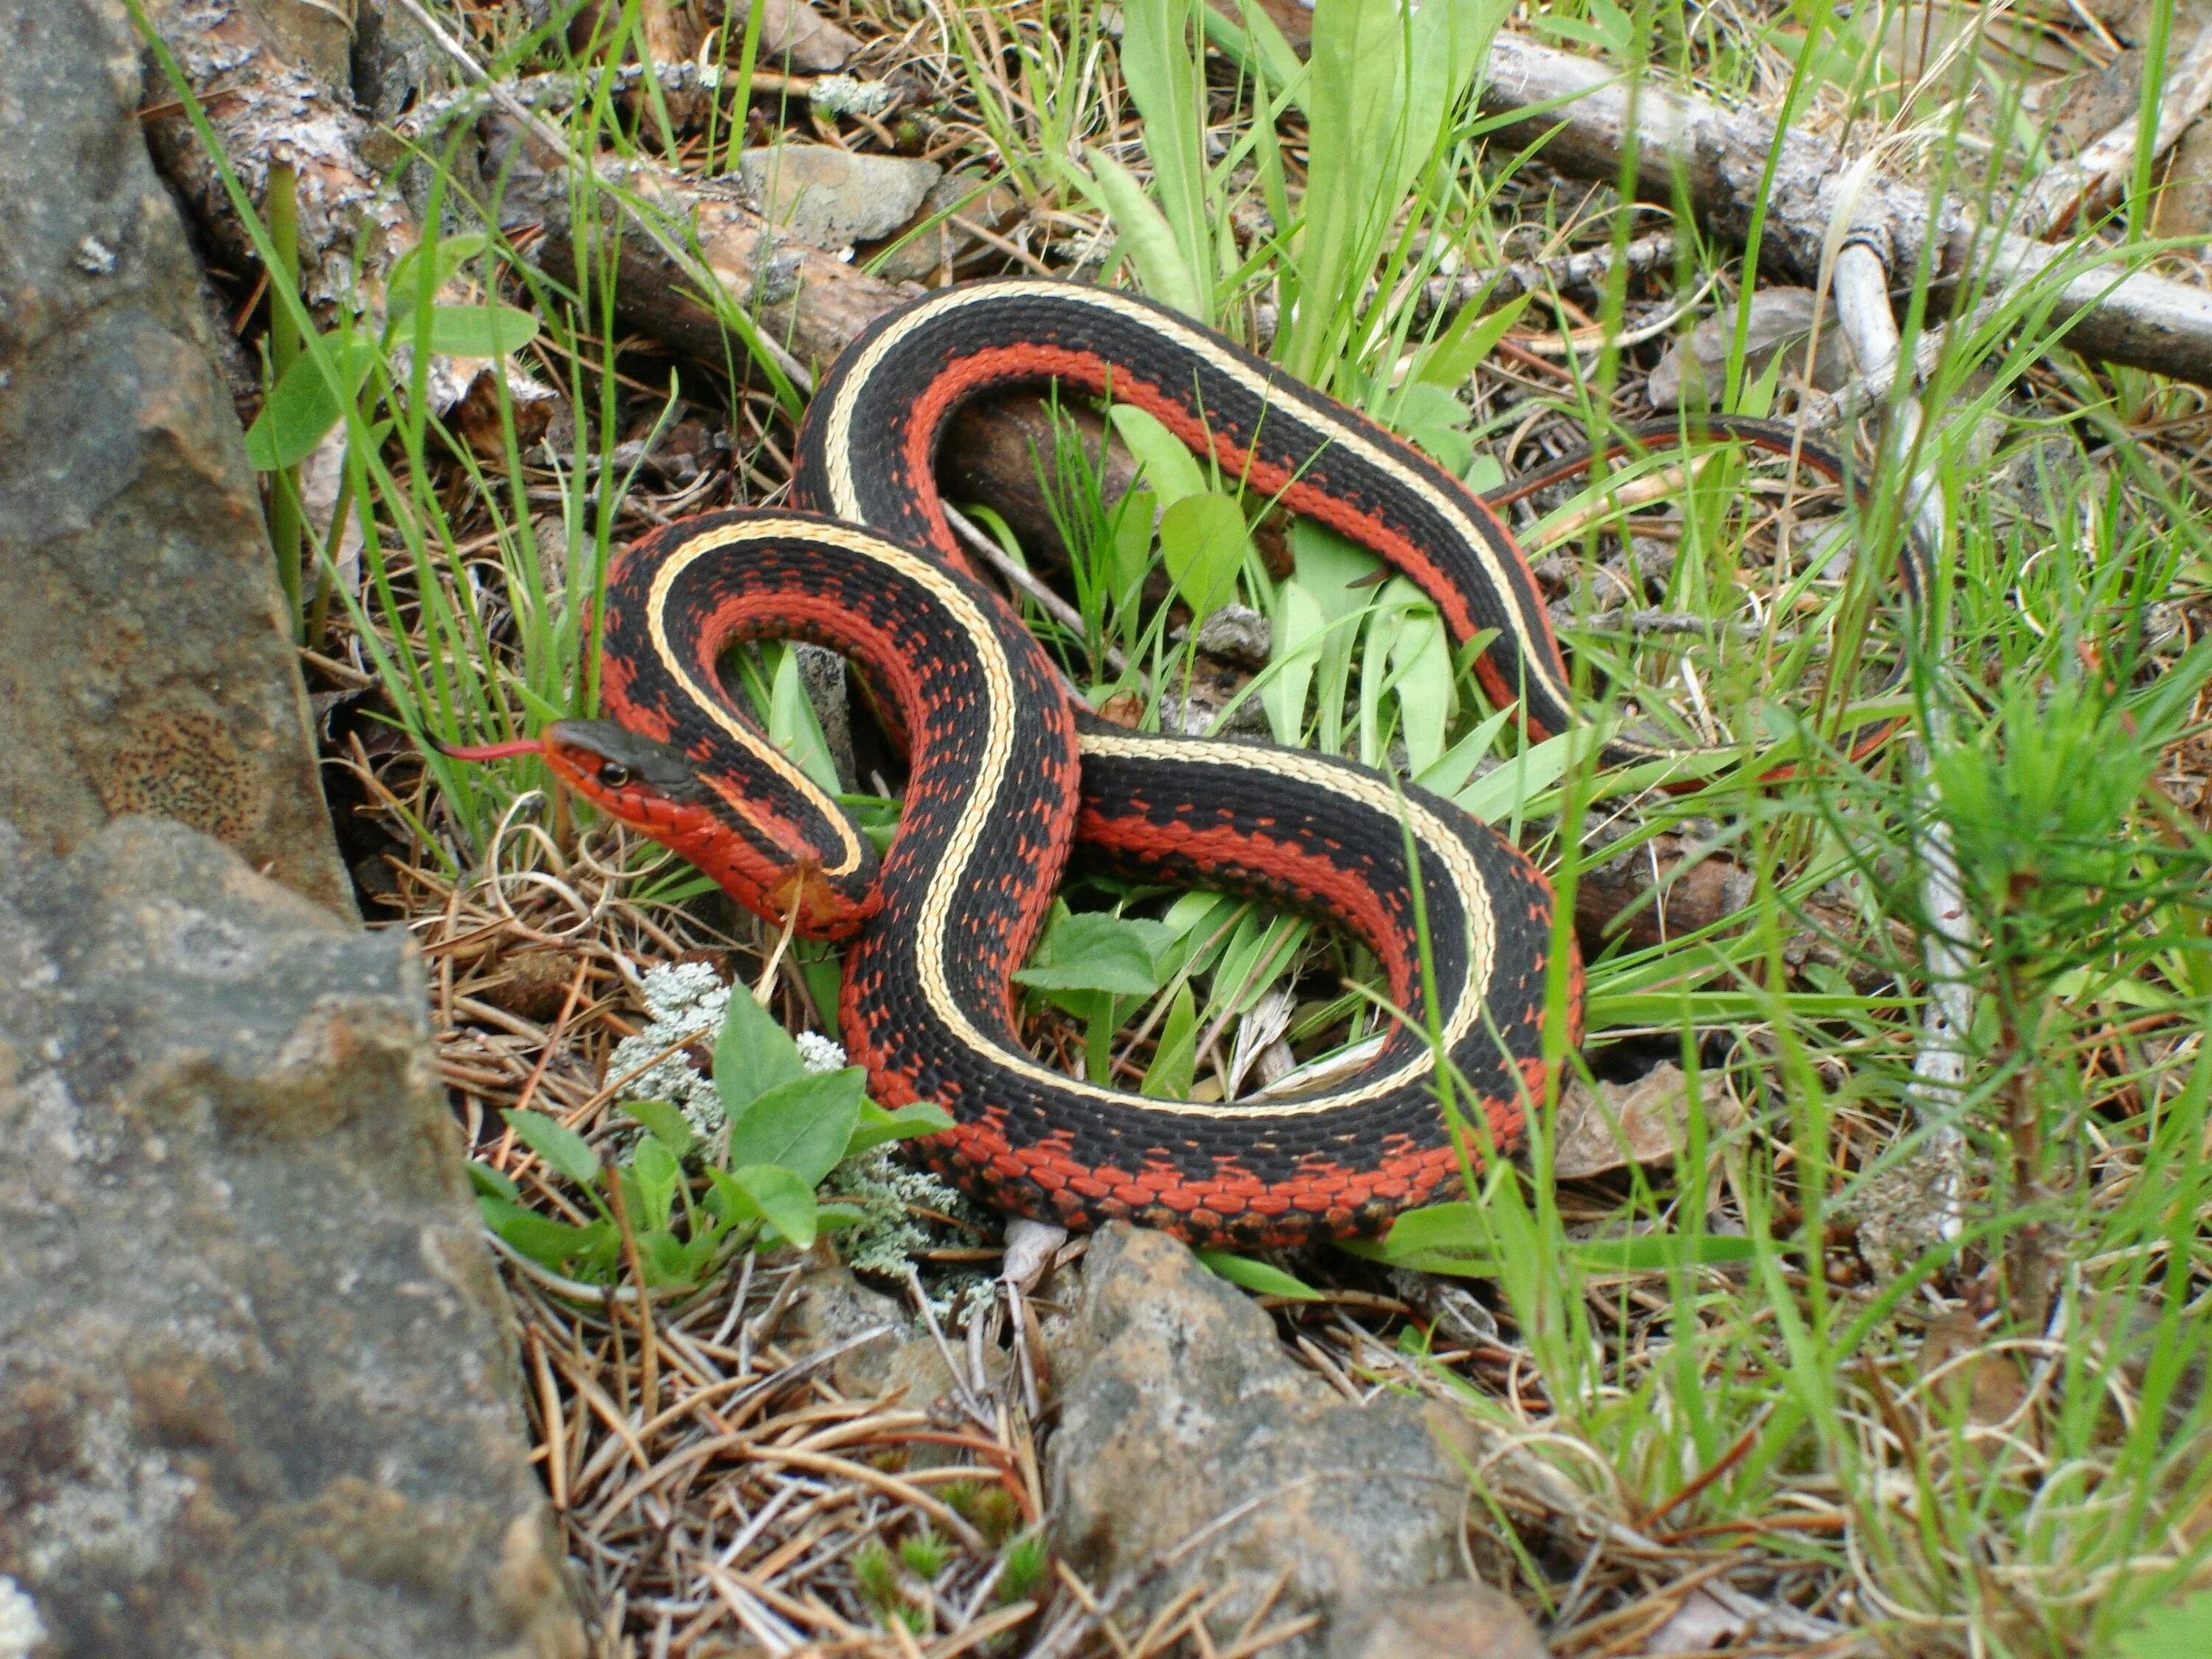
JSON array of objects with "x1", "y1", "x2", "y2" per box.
[{"x1": 475, "y1": 985, "x2": 950, "y2": 1289}]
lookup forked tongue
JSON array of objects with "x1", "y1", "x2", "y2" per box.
[{"x1": 434, "y1": 736, "x2": 547, "y2": 762}]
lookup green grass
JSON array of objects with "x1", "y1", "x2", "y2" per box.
[{"x1": 150, "y1": 0, "x2": 2212, "y2": 1646}]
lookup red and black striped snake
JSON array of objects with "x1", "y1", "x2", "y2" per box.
[{"x1": 447, "y1": 279, "x2": 1881, "y2": 1247}]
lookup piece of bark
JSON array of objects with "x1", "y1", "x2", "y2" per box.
[
  {"x1": 1478, "y1": 34, "x2": 2212, "y2": 388},
  {"x1": 141, "y1": 0, "x2": 553, "y2": 446},
  {"x1": 141, "y1": 0, "x2": 410, "y2": 314}
]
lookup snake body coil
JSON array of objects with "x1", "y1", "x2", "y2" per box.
[{"x1": 459, "y1": 279, "x2": 1872, "y2": 1245}]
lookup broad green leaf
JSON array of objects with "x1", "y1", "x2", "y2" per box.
[
  {"x1": 1158, "y1": 493, "x2": 1248, "y2": 620},
  {"x1": 1108, "y1": 405, "x2": 1208, "y2": 507},
  {"x1": 716, "y1": 1164, "x2": 821, "y2": 1249},
  {"x1": 1111, "y1": 486, "x2": 1158, "y2": 608},
  {"x1": 481, "y1": 1194, "x2": 616, "y2": 1274},
  {"x1": 726, "y1": 1067, "x2": 867, "y2": 1187},
  {"x1": 1455, "y1": 728, "x2": 1580, "y2": 822},
  {"x1": 1388, "y1": 381, "x2": 1475, "y2": 476},
  {"x1": 622, "y1": 1098, "x2": 699, "y2": 1158},
  {"x1": 1141, "y1": 983, "x2": 1198, "y2": 1098},
  {"x1": 419, "y1": 302, "x2": 540, "y2": 358},
  {"x1": 503, "y1": 1107, "x2": 599, "y2": 1189},
  {"x1": 845, "y1": 1099, "x2": 956, "y2": 1158},
  {"x1": 1197, "y1": 1249, "x2": 1323, "y2": 1300},
  {"x1": 715, "y1": 985, "x2": 807, "y2": 1116},
  {"x1": 1415, "y1": 709, "x2": 1510, "y2": 797},
  {"x1": 1382, "y1": 591, "x2": 1454, "y2": 774},
  {"x1": 1079, "y1": 147, "x2": 1205, "y2": 320},
  {"x1": 244, "y1": 336, "x2": 375, "y2": 470},
  {"x1": 1016, "y1": 911, "x2": 1177, "y2": 995},
  {"x1": 1571, "y1": 1233, "x2": 1759, "y2": 1274},
  {"x1": 1262, "y1": 578, "x2": 1326, "y2": 744}
]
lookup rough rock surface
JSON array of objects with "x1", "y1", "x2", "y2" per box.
[
  {"x1": 1044, "y1": 1224, "x2": 1544, "y2": 1657},
  {"x1": 740, "y1": 145, "x2": 944, "y2": 251},
  {"x1": 0, "y1": 0, "x2": 351, "y2": 914},
  {"x1": 0, "y1": 818, "x2": 584, "y2": 1659},
  {"x1": 1328, "y1": 1583, "x2": 1551, "y2": 1659}
]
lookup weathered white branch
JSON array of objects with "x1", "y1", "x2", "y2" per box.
[
  {"x1": 2018, "y1": 22, "x2": 2212, "y2": 238},
  {"x1": 1479, "y1": 32, "x2": 2212, "y2": 389}
]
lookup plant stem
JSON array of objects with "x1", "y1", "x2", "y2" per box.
[{"x1": 265, "y1": 164, "x2": 304, "y2": 637}]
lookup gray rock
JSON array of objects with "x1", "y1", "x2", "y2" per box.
[
  {"x1": 868, "y1": 170, "x2": 1027, "y2": 285},
  {"x1": 0, "y1": 817, "x2": 585, "y2": 1659},
  {"x1": 0, "y1": 0, "x2": 352, "y2": 914},
  {"x1": 1193, "y1": 602, "x2": 1273, "y2": 670},
  {"x1": 740, "y1": 145, "x2": 944, "y2": 251},
  {"x1": 1328, "y1": 1582, "x2": 1548, "y2": 1659},
  {"x1": 1646, "y1": 287, "x2": 1851, "y2": 411},
  {"x1": 1046, "y1": 1224, "x2": 1540, "y2": 1656}
]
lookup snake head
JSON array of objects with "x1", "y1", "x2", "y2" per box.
[{"x1": 436, "y1": 720, "x2": 882, "y2": 942}]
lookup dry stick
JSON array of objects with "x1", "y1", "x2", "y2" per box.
[
  {"x1": 1829, "y1": 241, "x2": 1970, "y2": 1266},
  {"x1": 2019, "y1": 21, "x2": 2212, "y2": 238},
  {"x1": 1477, "y1": 31, "x2": 2212, "y2": 387}
]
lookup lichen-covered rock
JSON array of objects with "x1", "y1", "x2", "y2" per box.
[
  {"x1": 0, "y1": 818, "x2": 584, "y2": 1659},
  {"x1": 739, "y1": 145, "x2": 943, "y2": 251},
  {"x1": 0, "y1": 0, "x2": 351, "y2": 914},
  {"x1": 1045, "y1": 1224, "x2": 1543, "y2": 1657}
]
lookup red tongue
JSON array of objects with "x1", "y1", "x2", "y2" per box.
[{"x1": 434, "y1": 737, "x2": 546, "y2": 762}]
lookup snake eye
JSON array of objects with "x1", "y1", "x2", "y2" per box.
[{"x1": 597, "y1": 760, "x2": 633, "y2": 789}]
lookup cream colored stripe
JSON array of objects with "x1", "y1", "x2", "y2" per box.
[
  {"x1": 647, "y1": 524, "x2": 868, "y2": 879},
  {"x1": 817, "y1": 280, "x2": 1618, "y2": 748}
]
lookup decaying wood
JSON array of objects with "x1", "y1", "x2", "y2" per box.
[
  {"x1": 141, "y1": 0, "x2": 411, "y2": 311},
  {"x1": 140, "y1": 0, "x2": 552, "y2": 438},
  {"x1": 1478, "y1": 32, "x2": 2212, "y2": 389}
]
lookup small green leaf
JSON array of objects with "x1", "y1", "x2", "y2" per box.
[
  {"x1": 244, "y1": 337, "x2": 375, "y2": 470},
  {"x1": 1016, "y1": 911, "x2": 1176, "y2": 995},
  {"x1": 1197, "y1": 1250, "x2": 1323, "y2": 1300},
  {"x1": 386, "y1": 232, "x2": 491, "y2": 321},
  {"x1": 637, "y1": 1228, "x2": 696, "y2": 1287},
  {"x1": 630, "y1": 1136, "x2": 682, "y2": 1233},
  {"x1": 715, "y1": 1164, "x2": 820, "y2": 1249},
  {"x1": 481, "y1": 1194, "x2": 616, "y2": 1276},
  {"x1": 715, "y1": 986, "x2": 807, "y2": 1116},
  {"x1": 503, "y1": 1107, "x2": 599, "y2": 1189},
  {"x1": 1078, "y1": 147, "x2": 1206, "y2": 321},
  {"x1": 1418, "y1": 292, "x2": 1532, "y2": 389},
  {"x1": 1158, "y1": 493, "x2": 1249, "y2": 621},
  {"x1": 845, "y1": 1099, "x2": 956, "y2": 1159},
  {"x1": 418, "y1": 302, "x2": 540, "y2": 358},
  {"x1": 769, "y1": 644, "x2": 845, "y2": 793},
  {"x1": 726, "y1": 1068, "x2": 867, "y2": 1187},
  {"x1": 1141, "y1": 983, "x2": 1197, "y2": 1099},
  {"x1": 622, "y1": 1098, "x2": 698, "y2": 1158},
  {"x1": 468, "y1": 1161, "x2": 521, "y2": 1203}
]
